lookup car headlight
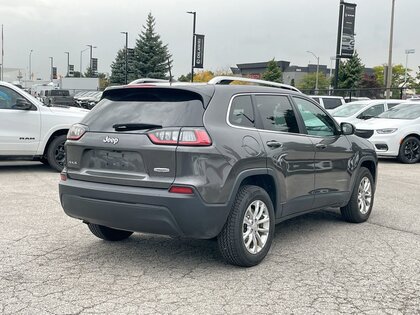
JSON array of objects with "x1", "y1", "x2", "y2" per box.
[{"x1": 376, "y1": 128, "x2": 398, "y2": 134}]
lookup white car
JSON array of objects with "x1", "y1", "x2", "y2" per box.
[
  {"x1": 310, "y1": 95, "x2": 345, "y2": 111},
  {"x1": 332, "y1": 100, "x2": 405, "y2": 126},
  {"x1": 355, "y1": 102, "x2": 420, "y2": 163},
  {"x1": 0, "y1": 81, "x2": 89, "y2": 171}
]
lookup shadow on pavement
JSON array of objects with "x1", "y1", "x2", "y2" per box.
[
  {"x1": 72, "y1": 209, "x2": 344, "y2": 268},
  {"x1": 0, "y1": 161, "x2": 56, "y2": 173}
]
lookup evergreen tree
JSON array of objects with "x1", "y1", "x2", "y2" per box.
[
  {"x1": 134, "y1": 13, "x2": 172, "y2": 79},
  {"x1": 262, "y1": 59, "x2": 283, "y2": 83},
  {"x1": 337, "y1": 52, "x2": 364, "y2": 89},
  {"x1": 110, "y1": 49, "x2": 126, "y2": 84}
]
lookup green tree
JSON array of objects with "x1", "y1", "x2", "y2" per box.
[
  {"x1": 134, "y1": 13, "x2": 172, "y2": 79},
  {"x1": 373, "y1": 64, "x2": 413, "y2": 88},
  {"x1": 337, "y1": 52, "x2": 364, "y2": 89},
  {"x1": 261, "y1": 59, "x2": 283, "y2": 83},
  {"x1": 178, "y1": 73, "x2": 191, "y2": 82},
  {"x1": 110, "y1": 49, "x2": 126, "y2": 84},
  {"x1": 84, "y1": 67, "x2": 96, "y2": 78},
  {"x1": 297, "y1": 72, "x2": 330, "y2": 91},
  {"x1": 98, "y1": 73, "x2": 110, "y2": 90}
]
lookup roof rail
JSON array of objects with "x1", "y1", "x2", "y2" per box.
[
  {"x1": 208, "y1": 76, "x2": 302, "y2": 93},
  {"x1": 128, "y1": 78, "x2": 170, "y2": 85}
]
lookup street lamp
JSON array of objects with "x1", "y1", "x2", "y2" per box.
[
  {"x1": 86, "y1": 45, "x2": 97, "y2": 75},
  {"x1": 187, "y1": 11, "x2": 196, "y2": 82},
  {"x1": 386, "y1": 0, "x2": 396, "y2": 99},
  {"x1": 49, "y1": 57, "x2": 54, "y2": 82},
  {"x1": 64, "y1": 52, "x2": 69, "y2": 77},
  {"x1": 404, "y1": 49, "x2": 415, "y2": 84},
  {"x1": 80, "y1": 48, "x2": 89, "y2": 76},
  {"x1": 121, "y1": 32, "x2": 128, "y2": 84},
  {"x1": 29, "y1": 50, "x2": 33, "y2": 81},
  {"x1": 307, "y1": 50, "x2": 320, "y2": 93}
]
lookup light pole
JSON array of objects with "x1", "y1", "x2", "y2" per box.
[
  {"x1": 86, "y1": 44, "x2": 97, "y2": 76},
  {"x1": 307, "y1": 50, "x2": 320, "y2": 94},
  {"x1": 187, "y1": 11, "x2": 196, "y2": 82},
  {"x1": 64, "y1": 52, "x2": 69, "y2": 77},
  {"x1": 80, "y1": 48, "x2": 89, "y2": 76},
  {"x1": 121, "y1": 32, "x2": 128, "y2": 84},
  {"x1": 49, "y1": 57, "x2": 54, "y2": 82},
  {"x1": 404, "y1": 49, "x2": 415, "y2": 84},
  {"x1": 29, "y1": 49, "x2": 33, "y2": 81},
  {"x1": 386, "y1": 0, "x2": 396, "y2": 99}
]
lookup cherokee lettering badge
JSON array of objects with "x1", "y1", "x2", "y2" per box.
[{"x1": 103, "y1": 136, "x2": 119, "y2": 145}]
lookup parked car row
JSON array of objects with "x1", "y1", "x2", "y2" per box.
[
  {"x1": 331, "y1": 100, "x2": 420, "y2": 163},
  {"x1": 74, "y1": 91, "x2": 103, "y2": 109}
]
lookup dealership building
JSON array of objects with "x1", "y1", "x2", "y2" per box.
[{"x1": 231, "y1": 60, "x2": 373, "y2": 86}]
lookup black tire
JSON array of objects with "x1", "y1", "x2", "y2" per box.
[
  {"x1": 398, "y1": 136, "x2": 420, "y2": 164},
  {"x1": 46, "y1": 134, "x2": 67, "y2": 172},
  {"x1": 217, "y1": 185, "x2": 275, "y2": 267},
  {"x1": 341, "y1": 167, "x2": 375, "y2": 223},
  {"x1": 88, "y1": 224, "x2": 133, "y2": 241}
]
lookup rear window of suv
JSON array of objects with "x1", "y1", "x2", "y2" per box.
[
  {"x1": 82, "y1": 88, "x2": 205, "y2": 132},
  {"x1": 322, "y1": 98, "x2": 343, "y2": 109}
]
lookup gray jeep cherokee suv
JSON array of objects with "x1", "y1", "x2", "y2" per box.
[{"x1": 59, "y1": 77, "x2": 377, "y2": 267}]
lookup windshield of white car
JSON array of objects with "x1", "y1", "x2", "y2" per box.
[
  {"x1": 377, "y1": 104, "x2": 420, "y2": 119},
  {"x1": 332, "y1": 103, "x2": 368, "y2": 117}
]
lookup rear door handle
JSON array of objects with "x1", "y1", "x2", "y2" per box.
[
  {"x1": 266, "y1": 140, "x2": 283, "y2": 148},
  {"x1": 316, "y1": 143, "x2": 327, "y2": 149}
]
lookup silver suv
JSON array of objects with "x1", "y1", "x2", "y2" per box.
[{"x1": 59, "y1": 77, "x2": 377, "y2": 267}]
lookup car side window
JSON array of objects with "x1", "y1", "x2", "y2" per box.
[
  {"x1": 228, "y1": 95, "x2": 255, "y2": 128},
  {"x1": 360, "y1": 104, "x2": 385, "y2": 118},
  {"x1": 387, "y1": 103, "x2": 400, "y2": 109},
  {"x1": 255, "y1": 95, "x2": 299, "y2": 133},
  {"x1": 323, "y1": 98, "x2": 343, "y2": 110},
  {"x1": 0, "y1": 86, "x2": 23, "y2": 110},
  {"x1": 293, "y1": 97, "x2": 338, "y2": 137}
]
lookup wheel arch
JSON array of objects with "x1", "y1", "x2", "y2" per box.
[
  {"x1": 228, "y1": 169, "x2": 280, "y2": 217},
  {"x1": 42, "y1": 129, "x2": 68, "y2": 156}
]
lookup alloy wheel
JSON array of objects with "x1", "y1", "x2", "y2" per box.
[
  {"x1": 357, "y1": 177, "x2": 372, "y2": 215},
  {"x1": 242, "y1": 200, "x2": 270, "y2": 254}
]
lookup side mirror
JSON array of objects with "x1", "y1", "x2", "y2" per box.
[
  {"x1": 341, "y1": 122, "x2": 355, "y2": 135},
  {"x1": 14, "y1": 98, "x2": 33, "y2": 110}
]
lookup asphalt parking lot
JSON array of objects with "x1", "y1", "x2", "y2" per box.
[{"x1": 0, "y1": 160, "x2": 419, "y2": 314}]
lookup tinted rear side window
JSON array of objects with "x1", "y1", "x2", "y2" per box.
[
  {"x1": 255, "y1": 95, "x2": 299, "y2": 133},
  {"x1": 323, "y1": 98, "x2": 343, "y2": 109},
  {"x1": 228, "y1": 95, "x2": 255, "y2": 128},
  {"x1": 82, "y1": 88, "x2": 205, "y2": 132}
]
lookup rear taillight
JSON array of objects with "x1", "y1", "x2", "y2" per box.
[
  {"x1": 60, "y1": 173, "x2": 67, "y2": 181},
  {"x1": 147, "y1": 128, "x2": 212, "y2": 146},
  {"x1": 67, "y1": 124, "x2": 88, "y2": 140}
]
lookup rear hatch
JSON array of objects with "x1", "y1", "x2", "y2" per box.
[{"x1": 65, "y1": 86, "x2": 213, "y2": 188}]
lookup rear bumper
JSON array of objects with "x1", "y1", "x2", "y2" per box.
[{"x1": 59, "y1": 178, "x2": 230, "y2": 239}]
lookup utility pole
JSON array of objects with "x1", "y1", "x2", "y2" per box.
[
  {"x1": 80, "y1": 48, "x2": 89, "y2": 76},
  {"x1": 187, "y1": 11, "x2": 196, "y2": 82},
  {"x1": 29, "y1": 49, "x2": 33, "y2": 81},
  {"x1": 404, "y1": 49, "x2": 415, "y2": 84},
  {"x1": 64, "y1": 52, "x2": 69, "y2": 77},
  {"x1": 307, "y1": 51, "x2": 320, "y2": 94},
  {"x1": 49, "y1": 57, "x2": 53, "y2": 82},
  {"x1": 121, "y1": 32, "x2": 128, "y2": 84},
  {"x1": 86, "y1": 44, "x2": 96, "y2": 76},
  {"x1": 1, "y1": 24, "x2": 4, "y2": 81},
  {"x1": 386, "y1": 0, "x2": 396, "y2": 99}
]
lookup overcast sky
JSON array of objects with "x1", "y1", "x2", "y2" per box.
[{"x1": 2, "y1": 0, "x2": 420, "y2": 80}]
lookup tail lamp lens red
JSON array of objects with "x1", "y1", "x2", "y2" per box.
[
  {"x1": 67, "y1": 124, "x2": 88, "y2": 140},
  {"x1": 147, "y1": 128, "x2": 211, "y2": 146}
]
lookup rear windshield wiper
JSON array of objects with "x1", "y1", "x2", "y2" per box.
[{"x1": 112, "y1": 123, "x2": 162, "y2": 131}]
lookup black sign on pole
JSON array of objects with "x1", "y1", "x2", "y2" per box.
[
  {"x1": 92, "y1": 58, "x2": 98, "y2": 75},
  {"x1": 52, "y1": 67, "x2": 57, "y2": 79},
  {"x1": 194, "y1": 34, "x2": 205, "y2": 69},
  {"x1": 339, "y1": 2, "x2": 357, "y2": 58},
  {"x1": 69, "y1": 64, "x2": 74, "y2": 77}
]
